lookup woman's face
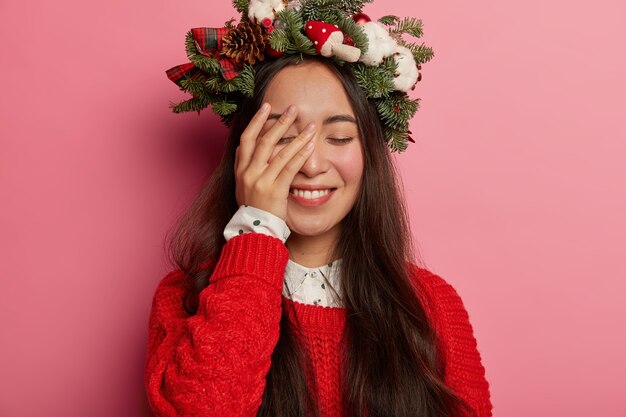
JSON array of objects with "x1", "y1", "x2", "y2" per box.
[{"x1": 259, "y1": 62, "x2": 364, "y2": 240}]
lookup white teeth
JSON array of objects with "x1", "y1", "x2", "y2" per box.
[{"x1": 291, "y1": 189, "x2": 331, "y2": 199}]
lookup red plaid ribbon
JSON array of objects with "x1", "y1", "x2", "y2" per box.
[{"x1": 166, "y1": 27, "x2": 241, "y2": 86}]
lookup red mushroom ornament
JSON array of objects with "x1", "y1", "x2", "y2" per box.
[{"x1": 304, "y1": 20, "x2": 361, "y2": 62}]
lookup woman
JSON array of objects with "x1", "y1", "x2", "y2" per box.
[{"x1": 146, "y1": 3, "x2": 492, "y2": 416}]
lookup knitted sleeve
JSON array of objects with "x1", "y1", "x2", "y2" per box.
[
  {"x1": 144, "y1": 233, "x2": 289, "y2": 417},
  {"x1": 412, "y1": 267, "x2": 493, "y2": 417}
]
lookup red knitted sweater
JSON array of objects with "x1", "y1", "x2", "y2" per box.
[{"x1": 145, "y1": 233, "x2": 492, "y2": 417}]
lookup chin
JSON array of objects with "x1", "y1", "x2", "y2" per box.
[
  {"x1": 285, "y1": 210, "x2": 345, "y2": 237},
  {"x1": 287, "y1": 220, "x2": 334, "y2": 237}
]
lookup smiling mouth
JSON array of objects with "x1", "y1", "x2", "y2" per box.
[{"x1": 289, "y1": 188, "x2": 336, "y2": 200}]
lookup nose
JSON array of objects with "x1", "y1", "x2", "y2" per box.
[{"x1": 298, "y1": 135, "x2": 330, "y2": 178}]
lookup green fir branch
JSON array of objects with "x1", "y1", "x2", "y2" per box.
[
  {"x1": 379, "y1": 55, "x2": 398, "y2": 74},
  {"x1": 302, "y1": 1, "x2": 337, "y2": 22},
  {"x1": 231, "y1": 0, "x2": 250, "y2": 14},
  {"x1": 384, "y1": 127, "x2": 409, "y2": 153},
  {"x1": 407, "y1": 42, "x2": 434, "y2": 64},
  {"x1": 211, "y1": 100, "x2": 238, "y2": 116},
  {"x1": 336, "y1": 15, "x2": 369, "y2": 54},
  {"x1": 353, "y1": 62, "x2": 394, "y2": 98},
  {"x1": 179, "y1": 77, "x2": 208, "y2": 96},
  {"x1": 276, "y1": 8, "x2": 304, "y2": 28},
  {"x1": 269, "y1": 28, "x2": 290, "y2": 52},
  {"x1": 338, "y1": 0, "x2": 372, "y2": 15},
  {"x1": 308, "y1": 8, "x2": 348, "y2": 26},
  {"x1": 187, "y1": 64, "x2": 254, "y2": 98},
  {"x1": 376, "y1": 92, "x2": 418, "y2": 131},
  {"x1": 205, "y1": 77, "x2": 237, "y2": 93},
  {"x1": 171, "y1": 95, "x2": 212, "y2": 113},
  {"x1": 275, "y1": 9, "x2": 316, "y2": 55},
  {"x1": 291, "y1": 31, "x2": 316, "y2": 55},
  {"x1": 232, "y1": 64, "x2": 255, "y2": 97},
  {"x1": 301, "y1": 1, "x2": 321, "y2": 21},
  {"x1": 302, "y1": 0, "x2": 371, "y2": 20},
  {"x1": 220, "y1": 114, "x2": 236, "y2": 127},
  {"x1": 378, "y1": 15, "x2": 400, "y2": 26},
  {"x1": 390, "y1": 17, "x2": 424, "y2": 38}
]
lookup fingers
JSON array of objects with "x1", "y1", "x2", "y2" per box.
[
  {"x1": 237, "y1": 102, "x2": 271, "y2": 173},
  {"x1": 265, "y1": 122, "x2": 316, "y2": 180},
  {"x1": 234, "y1": 146, "x2": 244, "y2": 206},
  {"x1": 274, "y1": 140, "x2": 315, "y2": 189},
  {"x1": 247, "y1": 105, "x2": 299, "y2": 173}
]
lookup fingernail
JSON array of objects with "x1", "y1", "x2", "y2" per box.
[
  {"x1": 260, "y1": 103, "x2": 270, "y2": 113},
  {"x1": 305, "y1": 123, "x2": 316, "y2": 134},
  {"x1": 306, "y1": 142, "x2": 314, "y2": 150},
  {"x1": 286, "y1": 105, "x2": 297, "y2": 116}
]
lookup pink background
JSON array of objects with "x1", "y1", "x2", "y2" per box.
[{"x1": 1, "y1": 0, "x2": 625, "y2": 415}]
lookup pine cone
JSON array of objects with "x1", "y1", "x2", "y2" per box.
[{"x1": 222, "y1": 22, "x2": 268, "y2": 65}]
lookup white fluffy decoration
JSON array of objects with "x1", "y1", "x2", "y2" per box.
[
  {"x1": 248, "y1": 0, "x2": 285, "y2": 24},
  {"x1": 358, "y1": 21, "x2": 397, "y2": 66},
  {"x1": 392, "y1": 45, "x2": 419, "y2": 92}
]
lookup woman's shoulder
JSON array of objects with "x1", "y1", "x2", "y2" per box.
[
  {"x1": 407, "y1": 264, "x2": 465, "y2": 307},
  {"x1": 153, "y1": 268, "x2": 186, "y2": 296},
  {"x1": 408, "y1": 264, "x2": 458, "y2": 295},
  {"x1": 406, "y1": 264, "x2": 475, "y2": 336},
  {"x1": 152, "y1": 257, "x2": 216, "y2": 299}
]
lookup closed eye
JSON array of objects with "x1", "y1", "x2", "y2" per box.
[
  {"x1": 328, "y1": 137, "x2": 353, "y2": 145},
  {"x1": 277, "y1": 137, "x2": 355, "y2": 145}
]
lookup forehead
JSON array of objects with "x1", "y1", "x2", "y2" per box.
[{"x1": 262, "y1": 62, "x2": 355, "y2": 118}]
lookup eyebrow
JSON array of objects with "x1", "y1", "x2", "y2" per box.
[{"x1": 267, "y1": 113, "x2": 357, "y2": 125}]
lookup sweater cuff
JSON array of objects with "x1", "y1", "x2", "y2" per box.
[{"x1": 210, "y1": 233, "x2": 289, "y2": 292}]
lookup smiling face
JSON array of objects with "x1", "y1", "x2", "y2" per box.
[{"x1": 260, "y1": 62, "x2": 364, "y2": 244}]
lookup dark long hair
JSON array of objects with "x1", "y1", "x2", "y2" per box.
[{"x1": 167, "y1": 55, "x2": 474, "y2": 417}]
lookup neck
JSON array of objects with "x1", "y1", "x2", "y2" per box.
[{"x1": 286, "y1": 226, "x2": 341, "y2": 268}]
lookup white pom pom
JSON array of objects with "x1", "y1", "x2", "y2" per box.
[
  {"x1": 270, "y1": 0, "x2": 285, "y2": 13},
  {"x1": 392, "y1": 46, "x2": 419, "y2": 92},
  {"x1": 248, "y1": 0, "x2": 284, "y2": 24},
  {"x1": 358, "y1": 22, "x2": 397, "y2": 66}
]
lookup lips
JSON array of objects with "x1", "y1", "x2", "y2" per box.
[
  {"x1": 290, "y1": 188, "x2": 332, "y2": 200},
  {"x1": 289, "y1": 187, "x2": 336, "y2": 206}
]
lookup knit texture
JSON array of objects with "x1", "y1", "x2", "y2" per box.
[{"x1": 145, "y1": 233, "x2": 492, "y2": 416}]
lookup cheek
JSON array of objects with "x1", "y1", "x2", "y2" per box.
[{"x1": 335, "y1": 148, "x2": 364, "y2": 188}]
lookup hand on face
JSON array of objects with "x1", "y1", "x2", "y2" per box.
[{"x1": 234, "y1": 103, "x2": 317, "y2": 221}]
